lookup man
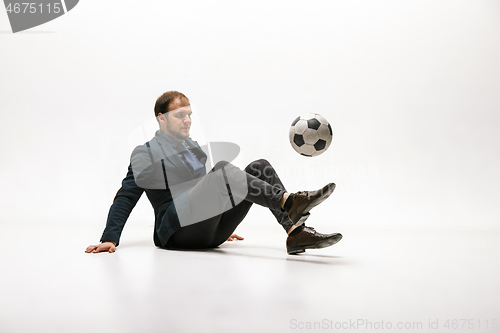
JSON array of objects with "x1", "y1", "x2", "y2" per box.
[{"x1": 85, "y1": 91, "x2": 342, "y2": 255}]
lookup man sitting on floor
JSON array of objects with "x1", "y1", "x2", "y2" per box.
[{"x1": 85, "y1": 91, "x2": 342, "y2": 255}]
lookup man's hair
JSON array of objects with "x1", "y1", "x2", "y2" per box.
[{"x1": 154, "y1": 91, "x2": 188, "y2": 117}]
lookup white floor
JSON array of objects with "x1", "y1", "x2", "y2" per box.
[{"x1": 1, "y1": 211, "x2": 499, "y2": 333}]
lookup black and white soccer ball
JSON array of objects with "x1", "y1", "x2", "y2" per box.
[{"x1": 289, "y1": 113, "x2": 333, "y2": 157}]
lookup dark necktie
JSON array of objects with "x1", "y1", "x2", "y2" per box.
[{"x1": 181, "y1": 141, "x2": 204, "y2": 172}]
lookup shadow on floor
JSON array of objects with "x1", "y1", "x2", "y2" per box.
[{"x1": 158, "y1": 244, "x2": 348, "y2": 265}]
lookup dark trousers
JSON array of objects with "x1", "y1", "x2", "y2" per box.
[{"x1": 166, "y1": 159, "x2": 293, "y2": 249}]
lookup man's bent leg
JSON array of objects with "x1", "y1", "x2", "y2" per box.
[
  {"x1": 172, "y1": 160, "x2": 287, "y2": 247},
  {"x1": 167, "y1": 214, "x2": 223, "y2": 249},
  {"x1": 186, "y1": 160, "x2": 285, "y2": 227},
  {"x1": 208, "y1": 200, "x2": 253, "y2": 248},
  {"x1": 169, "y1": 193, "x2": 253, "y2": 249},
  {"x1": 208, "y1": 159, "x2": 295, "y2": 247},
  {"x1": 244, "y1": 159, "x2": 294, "y2": 233}
]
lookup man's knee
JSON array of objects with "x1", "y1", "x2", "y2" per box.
[
  {"x1": 245, "y1": 159, "x2": 271, "y2": 175},
  {"x1": 255, "y1": 159, "x2": 270, "y2": 167},
  {"x1": 211, "y1": 160, "x2": 230, "y2": 172}
]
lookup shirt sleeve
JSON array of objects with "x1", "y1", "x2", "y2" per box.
[{"x1": 100, "y1": 164, "x2": 144, "y2": 246}]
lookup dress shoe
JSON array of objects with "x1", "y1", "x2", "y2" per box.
[
  {"x1": 287, "y1": 183, "x2": 336, "y2": 227},
  {"x1": 286, "y1": 226, "x2": 342, "y2": 254}
]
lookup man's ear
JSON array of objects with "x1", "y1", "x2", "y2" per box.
[{"x1": 158, "y1": 113, "x2": 167, "y2": 124}]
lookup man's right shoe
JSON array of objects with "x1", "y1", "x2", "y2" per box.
[
  {"x1": 287, "y1": 183, "x2": 336, "y2": 227},
  {"x1": 286, "y1": 226, "x2": 342, "y2": 254}
]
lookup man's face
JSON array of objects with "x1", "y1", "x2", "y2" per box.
[{"x1": 159, "y1": 97, "x2": 192, "y2": 141}]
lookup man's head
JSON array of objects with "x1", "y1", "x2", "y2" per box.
[{"x1": 154, "y1": 91, "x2": 192, "y2": 141}]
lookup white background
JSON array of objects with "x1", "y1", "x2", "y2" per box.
[
  {"x1": 1, "y1": 0, "x2": 499, "y2": 232},
  {"x1": 1, "y1": 2, "x2": 500, "y2": 333}
]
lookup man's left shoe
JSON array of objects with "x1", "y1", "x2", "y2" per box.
[
  {"x1": 287, "y1": 183, "x2": 336, "y2": 227},
  {"x1": 286, "y1": 226, "x2": 342, "y2": 254}
]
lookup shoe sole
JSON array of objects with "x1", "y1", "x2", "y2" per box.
[
  {"x1": 287, "y1": 233, "x2": 343, "y2": 254},
  {"x1": 291, "y1": 183, "x2": 336, "y2": 227}
]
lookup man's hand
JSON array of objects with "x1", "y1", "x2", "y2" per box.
[
  {"x1": 85, "y1": 241, "x2": 116, "y2": 253},
  {"x1": 227, "y1": 234, "x2": 244, "y2": 241}
]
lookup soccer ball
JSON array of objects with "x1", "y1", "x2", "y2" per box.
[{"x1": 289, "y1": 113, "x2": 333, "y2": 157}]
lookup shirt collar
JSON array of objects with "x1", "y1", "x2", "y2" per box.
[{"x1": 156, "y1": 130, "x2": 188, "y2": 151}]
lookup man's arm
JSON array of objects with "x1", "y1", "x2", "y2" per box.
[{"x1": 85, "y1": 164, "x2": 144, "y2": 253}]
